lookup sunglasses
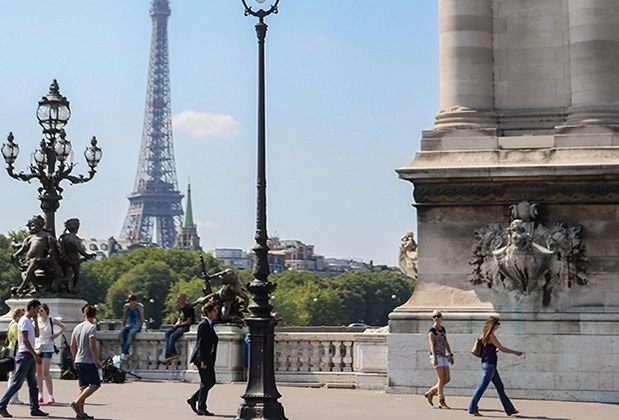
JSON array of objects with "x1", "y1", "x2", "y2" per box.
[{"x1": 432, "y1": 315, "x2": 442, "y2": 319}]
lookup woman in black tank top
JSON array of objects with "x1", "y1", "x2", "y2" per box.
[{"x1": 468, "y1": 316, "x2": 523, "y2": 417}]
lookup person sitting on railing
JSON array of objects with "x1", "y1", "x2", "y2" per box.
[
  {"x1": 118, "y1": 294, "x2": 145, "y2": 361},
  {"x1": 160, "y1": 294, "x2": 195, "y2": 365}
]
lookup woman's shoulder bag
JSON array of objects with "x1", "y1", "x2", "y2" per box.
[{"x1": 471, "y1": 337, "x2": 483, "y2": 358}]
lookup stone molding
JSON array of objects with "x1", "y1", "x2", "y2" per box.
[{"x1": 412, "y1": 181, "x2": 619, "y2": 206}]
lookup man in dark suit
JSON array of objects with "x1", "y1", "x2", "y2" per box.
[{"x1": 187, "y1": 302, "x2": 219, "y2": 416}]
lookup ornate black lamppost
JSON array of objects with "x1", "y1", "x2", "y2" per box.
[
  {"x1": 1, "y1": 80, "x2": 102, "y2": 237},
  {"x1": 237, "y1": 1, "x2": 287, "y2": 419}
]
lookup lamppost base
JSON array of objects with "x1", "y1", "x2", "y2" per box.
[
  {"x1": 237, "y1": 400, "x2": 287, "y2": 420},
  {"x1": 236, "y1": 312, "x2": 287, "y2": 420}
]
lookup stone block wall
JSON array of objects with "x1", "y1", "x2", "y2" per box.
[{"x1": 388, "y1": 314, "x2": 619, "y2": 403}]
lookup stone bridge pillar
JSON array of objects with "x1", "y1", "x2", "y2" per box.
[
  {"x1": 434, "y1": 0, "x2": 496, "y2": 130},
  {"x1": 565, "y1": 0, "x2": 619, "y2": 126}
]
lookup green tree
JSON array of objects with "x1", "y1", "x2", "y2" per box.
[
  {"x1": 0, "y1": 230, "x2": 27, "y2": 314},
  {"x1": 270, "y1": 271, "x2": 344, "y2": 326},
  {"x1": 332, "y1": 270, "x2": 414, "y2": 326},
  {"x1": 161, "y1": 277, "x2": 204, "y2": 325},
  {"x1": 100, "y1": 260, "x2": 178, "y2": 329},
  {"x1": 79, "y1": 249, "x2": 223, "y2": 307}
]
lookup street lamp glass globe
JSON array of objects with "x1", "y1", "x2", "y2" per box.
[
  {"x1": 1, "y1": 139, "x2": 19, "y2": 164},
  {"x1": 256, "y1": 0, "x2": 266, "y2": 3},
  {"x1": 54, "y1": 138, "x2": 72, "y2": 162},
  {"x1": 37, "y1": 80, "x2": 71, "y2": 133},
  {"x1": 84, "y1": 137, "x2": 103, "y2": 168},
  {"x1": 33, "y1": 149, "x2": 46, "y2": 166}
]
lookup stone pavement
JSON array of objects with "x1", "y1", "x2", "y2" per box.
[{"x1": 1, "y1": 379, "x2": 617, "y2": 420}]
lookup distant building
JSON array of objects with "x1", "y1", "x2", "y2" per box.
[
  {"x1": 213, "y1": 238, "x2": 387, "y2": 275},
  {"x1": 267, "y1": 238, "x2": 324, "y2": 272},
  {"x1": 174, "y1": 182, "x2": 201, "y2": 251},
  {"x1": 82, "y1": 237, "x2": 143, "y2": 260},
  {"x1": 214, "y1": 248, "x2": 253, "y2": 271},
  {"x1": 322, "y1": 258, "x2": 370, "y2": 274},
  {"x1": 266, "y1": 250, "x2": 287, "y2": 274}
]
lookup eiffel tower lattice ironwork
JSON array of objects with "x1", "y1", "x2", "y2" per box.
[{"x1": 120, "y1": 0, "x2": 183, "y2": 249}]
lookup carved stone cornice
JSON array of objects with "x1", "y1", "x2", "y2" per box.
[{"x1": 413, "y1": 182, "x2": 619, "y2": 206}]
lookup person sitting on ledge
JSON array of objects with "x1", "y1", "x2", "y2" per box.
[
  {"x1": 118, "y1": 294, "x2": 145, "y2": 361},
  {"x1": 160, "y1": 294, "x2": 194, "y2": 365}
]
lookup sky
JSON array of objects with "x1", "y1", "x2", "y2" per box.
[{"x1": 0, "y1": 0, "x2": 439, "y2": 267}]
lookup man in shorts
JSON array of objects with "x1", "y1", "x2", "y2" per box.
[
  {"x1": 70, "y1": 305, "x2": 103, "y2": 420},
  {"x1": 0, "y1": 299, "x2": 48, "y2": 417}
]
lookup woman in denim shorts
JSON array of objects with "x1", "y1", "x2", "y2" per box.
[
  {"x1": 35, "y1": 303, "x2": 66, "y2": 404},
  {"x1": 424, "y1": 310, "x2": 454, "y2": 410}
]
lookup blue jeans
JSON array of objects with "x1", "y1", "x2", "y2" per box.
[
  {"x1": 468, "y1": 362, "x2": 517, "y2": 415},
  {"x1": 164, "y1": 325, "x2": 189, "y2": 358},
  {"x1": 0, "y1": 352, "x2": 40, "y2": 412},
  {"x1": 119, "y1": 324, "x2": 141, "y2": 354}
]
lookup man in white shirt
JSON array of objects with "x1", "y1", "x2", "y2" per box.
[{"x1": 0, "y1": 299, "x2": 48, "y2": 417}]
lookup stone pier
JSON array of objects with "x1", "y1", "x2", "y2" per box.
[{"x1": 391, "y1": 0, "x2": 619, "y2": 403}]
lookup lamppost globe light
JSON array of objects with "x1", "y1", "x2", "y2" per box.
[
  {"x1": 33, "y1": 148, "x2": 47, "y2": 166},
  {"x1": 84, "y1": 136, "x2": 103, "y2": 168},
  {"x1": 53, "y1": 131, "x2": 72, "y2": 162},
  {"x1": 1, "y1": 133, "x2": 19, "y2": 164},
  {"x1": 256, "y1": 0, "x2": 266, "y2": 3},
  {"x1": 37, "y1": 79, "x2": 71, "y2": 134}
]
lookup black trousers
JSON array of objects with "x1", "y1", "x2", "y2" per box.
[{"x1": 190, "y1": 364, "x2": 215, "y2": 411}]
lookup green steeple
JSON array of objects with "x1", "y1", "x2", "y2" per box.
[{"x1": 182, "y1": 181, "x2": 194, "y2": 228}]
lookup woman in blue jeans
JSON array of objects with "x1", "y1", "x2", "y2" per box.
[{"x1": 468, "y1": 316, "x2": 523, "y2": 417}]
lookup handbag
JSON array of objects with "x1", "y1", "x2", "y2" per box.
[
  {"x1": 0, "y1": 346, "x2": 10, "y2": 360},
  {"x1": 471, "y1": 337, "x2": 483, "y2": 358},
  {"x1": 0, "y1": 357, "x2": 15, "y2": 375},
  {"x1": 50, "y1": 318, "x2": 60, "y2": 354}
]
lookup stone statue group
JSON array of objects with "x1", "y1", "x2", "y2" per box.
[
  {"x1": 10, "y1": 215, "x2": 95, "y2": 298},
  {"x1": 191, "y1": 254, "x2": 250, "y2": 325}
]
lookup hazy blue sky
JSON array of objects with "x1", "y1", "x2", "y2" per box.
[{"x1": 0, "y1": 1, "x2": 439, "y2": 266}]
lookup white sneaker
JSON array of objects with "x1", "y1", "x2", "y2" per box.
[
  {"x1": 120, "y1": 353, "x2": 128, "y2": 361},
  {"x1": 9, "y1": 397, "x2": 23, "y2": 405}
]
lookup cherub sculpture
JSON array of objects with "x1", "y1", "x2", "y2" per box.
[
  {"x1": 11, "y1": 215, "x2": 63, "y2": 296},
  {"x1": 59, "y1": 218, "x2": 96, "y2": 292},
  {"x1": 10, "y1": 215, "x2": 93, "y2": 297}
]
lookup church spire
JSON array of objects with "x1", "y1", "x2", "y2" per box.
[
  {"x1": 183, "y1": 181, "x2": 194, "y2": 228},
  {"x1": 174, "y1": 180, "x2": 201, "y2": 251}
]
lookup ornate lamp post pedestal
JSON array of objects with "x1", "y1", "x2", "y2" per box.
[{"x1": 236, "y1": 1, "x2": 287, "y2": 419}]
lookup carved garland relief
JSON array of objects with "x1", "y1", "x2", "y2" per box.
[{"x1": 469, "y1": 201, "x2": 588, "y2": 307}]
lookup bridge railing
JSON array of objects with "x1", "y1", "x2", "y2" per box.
[{"x1": 94, "y1": 327, "x2": 387, "y2": 389}]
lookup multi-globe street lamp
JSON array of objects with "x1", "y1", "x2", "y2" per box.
[
  {"x1": 1, "y1": 80, "x2": 102, "y2": 237},
  {"x1": 237, "y1": 1, "x2": 287, "y2": 419}
]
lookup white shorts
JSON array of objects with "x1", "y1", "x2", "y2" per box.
[{"x1": 429, "y1": 355, "x2": 449, "y2": 368}]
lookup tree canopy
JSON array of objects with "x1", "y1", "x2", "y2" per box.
[
  {"x1": 269, "y1": 269, "x2": 414, "y2": 327},
  {"x1": 0, "y1": 234, "x2": 414, "y2": 327}
]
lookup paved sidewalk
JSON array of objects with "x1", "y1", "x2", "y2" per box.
[{"x1": 0, "y1": 379, "x2": 617, "y2": 420}]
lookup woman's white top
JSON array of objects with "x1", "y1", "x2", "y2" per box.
[{"x1": 35, "y1": 317, "x2": 54, "y2": 353}]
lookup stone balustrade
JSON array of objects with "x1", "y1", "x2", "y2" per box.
[{"x1": 93, "y1": 327, "x2": 387, "y2": 389}]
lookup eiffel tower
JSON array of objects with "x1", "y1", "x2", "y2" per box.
[{"x1": 120, "y1": 0, "x2": 183, "y2": 249}]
